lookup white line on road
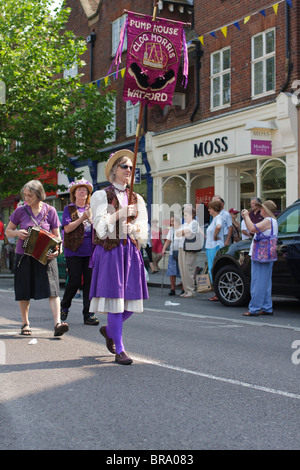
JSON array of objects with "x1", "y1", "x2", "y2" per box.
[
  {"x1": 145, "y1": 307, "x2": 300, "y2": 331},
  {"x1": 132, "y1": 355, "x2": 300, "y2": 401}
]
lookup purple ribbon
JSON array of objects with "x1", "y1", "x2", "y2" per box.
[
  {"x1": 182, "y1": 29, "x2": 188, "y2": 88},
  {"x1": 108, "y1": 16, "x2": 128, "y2": 78}
]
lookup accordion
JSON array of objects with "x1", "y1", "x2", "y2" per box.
[{"x1": 23, "y1": 226, "x2": 62, "y2": 265}]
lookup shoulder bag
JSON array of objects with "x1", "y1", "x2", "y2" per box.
[{"x1": 252, "y1": 220, "x2": 277, "y2": 263}]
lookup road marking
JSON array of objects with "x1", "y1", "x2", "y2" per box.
[
  {"x1": 144, "y1": 307, "x2": 300, "y2": 331},
  {"x1": 132, "y1": 355, "x2": 300, "y2": 401}
]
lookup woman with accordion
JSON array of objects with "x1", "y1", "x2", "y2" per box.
[{"x1": 5, "y1": 179, "x2": 69, "y2": 337}]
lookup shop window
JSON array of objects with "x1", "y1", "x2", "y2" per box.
[
  {"x1": 261, "y1": 160, "x2": 286, "y2": 212},
  {"x1": 251, "y1": 28, "x2": 275, "y2": 98},
  {"x1": 162, "y1": 176, "x2": 186, "y2": 208},
  {"x1": 126, "y1": 101, "x2": 140, "y2": 136},
  {"x1": 210, "y1": 47, "x2": 231, "y2": 110},
  {"x1": 112, "y1": 15, "x2": 127, "y2": 56}
]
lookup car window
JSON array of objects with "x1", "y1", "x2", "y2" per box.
[{"x1": 278, "y1": 205, "x2": 300, "y2": 235}]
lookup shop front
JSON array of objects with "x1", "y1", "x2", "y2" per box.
[{"x1": 146, "y1": 92, "x2": 298, "y2": 225}]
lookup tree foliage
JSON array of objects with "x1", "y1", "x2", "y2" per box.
[{"x1": 0, "y1": 0, "x2": 115, "y2": 196}]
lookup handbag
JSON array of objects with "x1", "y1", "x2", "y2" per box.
[
  {"x1": 183, "y1": 233, "x2": 203, "y2": 252},
  {"x1": 252, "y1": 220, "x2": 277, "y2": 263}
]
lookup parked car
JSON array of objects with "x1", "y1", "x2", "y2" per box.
[{"x1": 211, "y1": 200, "x2": 300, "y2": 306}]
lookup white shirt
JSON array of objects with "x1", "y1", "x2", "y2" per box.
[
  {"x1": 166, "y1": 227, "x2": 181, "y2": 254},
  {"x1": 206, "y1": 215, "x2": 225, "y2": 249},
  {"x1": 241, "y1": 219, "x2": 250, "y2": 240}
]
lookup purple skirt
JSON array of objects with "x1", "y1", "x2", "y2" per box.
[{"x1": 89, "y1": 238, "x2": 149, "y2": 301}]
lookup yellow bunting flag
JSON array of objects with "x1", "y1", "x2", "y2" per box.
[
  {"x1": 104, "y1": 76, "x2": 109, "y2": 86},
  {"x1": 221, "y1": 26, "x2": 227, "y2": 38},
  {"x1": 244, "y1": 15, "x2": 251, "y2": 24},
  {"x1": 121, "y1": 68, "x2": 126, "y2": 78},
  {"x1": 199, "y1": 35, "x2": 204, "y2": 45},
  {"x1": 273, "y1": 3, "x2": 279, "y2": 14}
]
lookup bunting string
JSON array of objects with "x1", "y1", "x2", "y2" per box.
[{"x1": 198, "y1": 0, "x2": 292, "y2": 46}]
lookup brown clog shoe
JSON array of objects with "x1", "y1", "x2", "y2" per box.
[
  {"x1": 115, "y1": 351, "x2": 133, "y2": 365},
  {"x1": 100, "y1": 325, "x2": 116, "y2": 354}
]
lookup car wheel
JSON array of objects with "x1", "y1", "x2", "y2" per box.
[{"x1": 214, "y1": 265, "x2": 250, "y2": 307}]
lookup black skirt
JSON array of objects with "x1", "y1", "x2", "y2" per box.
[{"x1": 14, "y1": 254, "x2": 60, "y2": 301}]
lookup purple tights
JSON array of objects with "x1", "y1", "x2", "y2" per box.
[{"x1": 106, "y1": 311, "x2": 133, "y2": 354}]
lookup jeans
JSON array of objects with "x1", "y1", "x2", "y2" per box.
[
  {"x1": 61, "y1": 256, "x2": 92, "y2": 317},
  {"x1": 249, "y1": 260, "x2": 274, "y2": 314}
]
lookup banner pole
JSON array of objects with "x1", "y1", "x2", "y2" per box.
[
  {"x1": 128, "y1": 103, "x2": 144, "y2": 205},
  {"x1": 152, "y1": 0, "x2": 159, "y2": 21}
]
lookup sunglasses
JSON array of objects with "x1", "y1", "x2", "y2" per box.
[{"x1": 119, "y1": 163, "x2": 133, "y2": 171}]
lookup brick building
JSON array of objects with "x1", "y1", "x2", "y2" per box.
[{"x1": 63, "y1": 0, "x2": 300, "y2": 219}]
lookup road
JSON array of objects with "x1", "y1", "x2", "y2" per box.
[{"x1": 1, "y1": 276, "x2": 300, "y2": 451}]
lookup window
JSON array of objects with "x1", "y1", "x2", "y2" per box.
[
  {"x1": 126, "y1": 101, "x2": 140, "y2": 136},
  {"x1": 105, "y1": 97, "x2": 116, "y2": 143},
  {"x1": 252, "y1": 29, "x2": 275, "y2": 98},
  {"x1": 210, "y1": 47, "x2": 231, "y2": 110},
  {"x1": 112, "y1": 15, "x2": 127, "y2": 56},
  {"x1": 63, "y1": 63, "x2": 78, "y2": 79}
]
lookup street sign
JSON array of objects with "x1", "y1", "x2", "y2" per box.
[{"x1": 134, "y1": 167, "x2": 141, "y2": 184}]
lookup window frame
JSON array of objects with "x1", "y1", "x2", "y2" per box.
[
  {"x1": 210, "y1": 46, "x2": 231, "y2": 111},
  {"x1": 251, "y1": 28, "x2": 276, "y2": 99},
  {"x1": 111, "y1": 14, "x2": 127, "y2": 56},
  {"x1": 126, "y1": 101, "x2": 140, "y2": 137}
]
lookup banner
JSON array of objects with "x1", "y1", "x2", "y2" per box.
[{"x1": 121, "y1": 12, "x2": 188, "y2": 108}]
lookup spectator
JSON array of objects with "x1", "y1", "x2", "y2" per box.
[
  {"x1": 162, "y1": 214, "x2": 181, "y2": 295},
  {"x1": 144, "y1": 223, "x2": 155, "y2": 273},
  {"x1": 5, "y1": 180, "x2": 68, "y2": 337},
  {"x1": 212, "y1": 196, "x2": 232, "y2": 245},
  {"x1": 176, "y1": 205, "x2": 200, "y2": 298},
  {"x1": 229, "y1": 208, "x2": 241, "y2": 242},
  {"x1": 151, "y1": 219, "x2": 163, "y2": 272},
  {"x1": 60, "y1": 179, "x2": 99, "y2": 325},
  {"x1": 241, "y1": 218, "x2": 250, "y2": 240},
  {"x1": 249, "y1": 197, "x2": 264, "y2": 224},
  {"x1": 206, "y1": 200, "x2": 224, "y2": 301},
  {"x1": 242, "y1": 200, "x2": 278, "y2": 316}
]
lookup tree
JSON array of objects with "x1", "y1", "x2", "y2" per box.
[{"x1": 0, "y1": 0, "x2": 115, "y2": 196}]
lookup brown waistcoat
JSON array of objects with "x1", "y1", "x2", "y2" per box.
[
  {"x1": 63, "y1": 205, "x2": 85, "y2": 252},
  {"x1": 94, "y1": 185, "x2": 138, "y2": 251}
]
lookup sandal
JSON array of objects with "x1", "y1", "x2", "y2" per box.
[
  {"x1": 20, "y1": 324, "x2": 32, "y2": 336},
  {"x1": 54, "y1": 322, "x2": 69, "y2": 337},
  {"x1": 243, "y1": 312, "x2": 259, "y2": 316},
  {"x1": 209, "y1": 295, "x2": 219, "y2": 301}
]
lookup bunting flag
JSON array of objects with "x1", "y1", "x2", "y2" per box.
[
  {"x1": 110, "y1": 11, "x2": 189, "y2": 108},
  {"x1": 221, "y1": 26, "x2": 227, "y2": 38},
  {"x1": 197, "y1": 0, "x2": 292, "y2": 47}
]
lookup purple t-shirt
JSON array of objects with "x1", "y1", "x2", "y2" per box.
[
  {"x1": 61, "y1": 204, "x2": 93, "y2": 257},
  {"x1": 10, "y1": 203, "x2": 61, "y2": 255}
]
